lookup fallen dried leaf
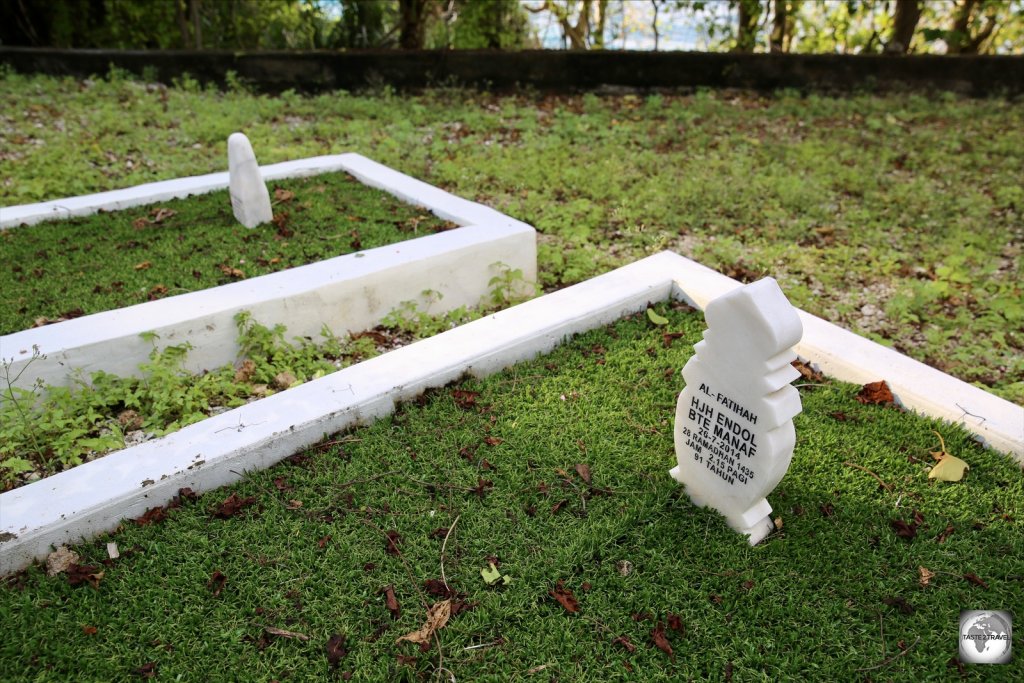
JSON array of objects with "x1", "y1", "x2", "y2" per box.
[
  {"x1": 792, "y1": 358, "x2": 825, "y2": 382},
  {"x1": 317, "y1": 535, "x2": 331, "y2": 549},
  {"x1": 46, "y1": 546, "x2": 80, "y2": 576},
  {"x1": 574, "y1": 463, "x2": 592, "y2": 485},
  {"x1": 612, "y1": 635, "x2": 637, "y2": 653},
  {"x1": 936, "y1": 524, "x2": 955, "y2": 543},
  {"x1": 963, "y1": 572, "x2": 989, "y2": 588},
  {"x1": 273, "y1": 188, "x2": 295, "y2": 203},
  {"x1": 82, "y1": 625, "x2": 98, "y2": 635},
  {"x1": 382, "y1": 584, "x2": 401, "y2": 619},
  {"x1": 135, "y1": 661, "x2": 157, "y2": 678},
  {"x1": 213, "y1": 493, "x2": 257, "y2": 519},
  {"x1": 918, "y1": 566, "x2": 935, "y2": 587},
  {"x1": 67, "y1": 563, "x2": 104, "y2": 589},
  {"x1": 207, "y1": 570, "x2": 227, "y2": 597},
  {"x1": 396, "y1": 600, "x2": 452, "y2": 645},
  {"x1": 549, "y1": 580, "x2": 579, "y2": 613},
  {"x1": 890, "y1": 518, "x2": 918, "y2": 540},
  {"x1": 651, "y1": 621, "x2": 674, "y2": 660},
  {"x1": 135, "y1": 506, "x2": 167, "y2": 526},
  {"x1": 385, "y1": 530, "x2": 402, "y2": 555},
  {"x1": 667, "y1": 613, "x2": 684, "y2": 632},
  {"x1": 483, "y1": 436, "x2": 503, "y2": 446},
  {"x1": 265, "y1": 626, "x2": 309, "y2": 641},
  {"x1": 325, "y1": 634, "x2": 348, "y2": 668},
  {"x1": 150, "y1": 207, "x2": 176, "y2": 223},
  {"x1": 856, "y1": 380, "x2": 894, "y2": 405},
  {"x1": 134, "y1": 260, "x2": 151, "y2": 271},
  {"x1": 882, "y1": 596, "x2": 915, "y2": 614},
  {"x1": 452, "y1": 389, "x2": 479, "y2": 410}
]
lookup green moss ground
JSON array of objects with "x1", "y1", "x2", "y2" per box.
[
  {"x1": 0, "y1": 72, "x2": 1020, "y2": 402},
  {"x1": 0, "y1": 170, "x2": 453, "y2": 334},
  {"x1": 2, "y1": 306, "x2": 1020, "y2": 681}
]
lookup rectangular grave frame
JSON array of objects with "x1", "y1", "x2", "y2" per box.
[
  {"x1": 2, "y1": 251, "x2": 1020, "y2": 576},
  {"x1": 1, "y1": 153, "x2": 537, "y2": 390}
]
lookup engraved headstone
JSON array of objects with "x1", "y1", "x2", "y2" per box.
[
  {"x1": 670, "y1": 278, "x2": 803, "y2": 545},
  {"x1": 227, "y1": 132, "x2": 273, "y2": 228}
]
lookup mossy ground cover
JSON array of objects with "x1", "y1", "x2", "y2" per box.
[
  {"x1": 2, "y1": 306, "x2": 1020, "y2": 682},
  {"x1": 0, "y1": 70, "x2": 1021, "y2": 402},
  {"x1": 0, "y1": 169, "x2": 454, "y2": 334}
]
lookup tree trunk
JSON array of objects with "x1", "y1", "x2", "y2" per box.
[
  {"x1": 886, "y1": 0, "x2": 921, "y2": 54},
  {"x1": 770, "y1": 0, "x2": 788, "y2": 53},
  {"x1": 175, "y1": 0, "x2": 191, "y2": 48},
  {"x1": 399, "y1": 0, "x2": 429, "y2": 49},
  {"x1": 735, "y1": 0, "x2": 762, "y2": 52},
  {"x1": 651, "y1": 0, "x2": 660, "y2": 51},
  {"x1": 189, "y1": 0, "x2": 203, "y2": 50}
]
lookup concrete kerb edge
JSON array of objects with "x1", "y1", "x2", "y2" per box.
[{"x1": 1, "y1": 251, "x2": 1020, "y2": 576}]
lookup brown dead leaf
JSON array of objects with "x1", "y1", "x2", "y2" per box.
[
  {"x1": 548, "y1": 580, "x2": 579, "y2": 613},
  {"x1": 452, "y1": 389, "x2": 479, "y2": 410},
  {"x1": 218, "y1": 264, "x2": 245, "y2": 279},
  {"x1": 213, "y1": 493, "x2": 257, "y2": 519},
  {"x1": 651, "y1": 621, "x2": 674, "y2": 660},
  {"x1": 67, "y1": 563, "x2": 104, "y2": 589},
  {"x1": 135, "y1": 506, "x2": 167, "y2": 526},
  {"x1": 396, "y1": 600, "x2": 452, "y2": 645},
  {"x1": 317, "y1": 535, "x2": 331, "y2": 549},
  {"x1": 574, "y1": 463, "x2": 592, "y2": 485},
  {"x1": 132, "y1": 217, "x2": 151, "y2": 229},
  {"x1": 473, "y1": 478, "x2": 493, "y2": 499},
  {"x1": 207, "y1": 570, "x2": 227, "y2": 597},
  {"x1": 273, "y1": 188, "x2": 295, "y2": 203},
  {"x1": 385, "y1": 530, "x2": 402, "y2": 555},
  {"x1": 325, "y1": 634, "x2": 348, "y2": 668},
  {"x1": 963, "y1": 572, "x2": 989, "y2": 588},
  {"x1": 381, "y1": 584, "x2": 401, "y2": 619},
  {"x1": 134, "y1": 260, "x2": 151, "y2": 271},
  {"x1": 792, "y1": 358, "x2": 825, "y2": 382},
  {"x1": 135, "y1": 661, "x2": 157, "y2": 678},
  {"x1": 882, "y1": 596, "x2": 915, "y2": 614},
  {"x1": 147, "y1": 284, "x2": 168, "y2": 300},
  {"x1": 856, "y1": 380, "x2": 894, "y2": 405},
  {"x1": 82, "y1": 625, "x2": 98, "y2": 635},
  {"x1": 150, "y1": 207, "x2": 176, "y2": 223},
  {"x1": 667, "y1": 613, "x2": 684, "y2": 632},
  {"x1": 890, "y1": 518, "x2": 918, "y2": 540},
  {"x1": 936, "y1": 524, "x2": 955, "y2": 543},
  {"x1": 919, "y1": 566, "x2": 935, "y2": 587},
  {"x1": 612, "y1": 635, "x2": 637, "y2": 653},
  {"x1": 234, "y1": 359, "x2": 256, "y2": 383},
  {"x1": 483, "y1": 436, "x2": 503, "y2": 446},
  {"x1": 46, "y1": 546, "x2": 80, "y2": 576}
]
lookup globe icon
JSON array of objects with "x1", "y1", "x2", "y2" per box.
[{"x1": 959, "y1": 610, "x2": 1012, "y2": 664}]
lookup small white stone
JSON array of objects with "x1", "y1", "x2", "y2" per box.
[
  {"x1": 227, "y1": 132, "x2": 272, "y2": 228},
  {"x1": 670, "y1": 278, "x2": 804, "y2": 545}
]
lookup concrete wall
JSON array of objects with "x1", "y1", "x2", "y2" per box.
[{"x1": 2, "y1": 47, "x2": 1022, "y2": 96}]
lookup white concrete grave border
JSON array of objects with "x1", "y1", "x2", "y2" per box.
[
  {"x1": 1, "y1": 154, "x2": 537, "y2": 390},
  {"x1": 2, "y1": 251, "x2": 1020, "y2": 575}
]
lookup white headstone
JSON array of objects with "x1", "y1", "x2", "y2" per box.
[
  {"x1": 227, "y1": 132, "x2": 273, "y2": 228},
  {"x1": 670, "y1": 278, "x2": 803, "y2": 545}
]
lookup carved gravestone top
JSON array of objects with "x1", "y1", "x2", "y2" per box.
[
  {"x1": 670, "y1": 278, "x2": 804, "y2": 545},
  {"x1": 227, "y1": 132, "x2": 273, "y2": 229}
]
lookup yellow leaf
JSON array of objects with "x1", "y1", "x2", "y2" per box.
[{"x1": 929, "y1": 454, "x2": 969, "y2": 482}]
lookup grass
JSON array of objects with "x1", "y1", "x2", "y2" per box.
[
  {"x1": 1, "y1": 306, "x2": 1021, "y2": 681},
  {"x1": 0, "y1": 169, "x2": 454, "y2": 334},
  {"x1": 0, "y1": 70, "x2": 1021, "y2": 403}
]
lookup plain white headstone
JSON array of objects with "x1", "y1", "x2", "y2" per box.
[
  {"x1": 670, "y1": 277, "x2": 803, "y2": 545},
  {"x1": 227, "y1": 132, "x2": 273, "y2": 228}
]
